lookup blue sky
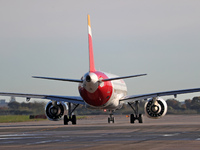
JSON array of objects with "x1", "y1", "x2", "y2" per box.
[{"x1": 0, "y1": 0, "x2": 200, "y2": 102}]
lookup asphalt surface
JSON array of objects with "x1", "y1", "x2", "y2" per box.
[{"x1": 0, "y1": 115, "x2": 200, "y2": 150}]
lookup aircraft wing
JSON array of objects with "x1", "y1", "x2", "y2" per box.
[
  {"x1": 0, "y1": 92, "x2": 85, "y2": 105},
  {"x1": 120, "y1": 88, "x2": 200, "y2": 102}
]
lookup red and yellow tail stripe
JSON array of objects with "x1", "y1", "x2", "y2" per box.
[
  {"x1": 88, "y1": 14, "x2": 96, "y2": 72},
  {"x1": 88, "y1": 15, "x2": 92, "y2": 37}
]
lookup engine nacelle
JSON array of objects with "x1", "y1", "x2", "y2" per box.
[
  {"x1": 45, "y1": 101, "x2": 67, "y2": 121},
  {"x1": 144, "y1": 97, "x2": 167, "y2": 119}
]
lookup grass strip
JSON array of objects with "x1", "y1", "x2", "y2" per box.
[
  {"x1": 0, "y1": 115, "x2": 46, "y2": 123},
  {"x1": 0, "y1": 115, "x2": 87, "y2": 123}
]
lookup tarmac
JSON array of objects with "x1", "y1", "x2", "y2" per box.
[{"x1": 0, "y1": 115, "x2": 200, "y2": 150}]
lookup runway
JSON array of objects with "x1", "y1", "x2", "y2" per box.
[{"x1": 0, "y1": 115, "x2": 200, "y2": 150}]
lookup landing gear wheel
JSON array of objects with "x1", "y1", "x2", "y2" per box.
[
  {"x1": 64, "y1": 115, "x2": 68, "y2": 125},
  {"x1": 72, "y1": 115, "x2": 77, "y2": 125},
  {"x1": 110, "y1": 117, "x2": 114, "y2": 123},
  {"x1": 108, "y1": 110, "x2": 115, "y2": 123},
  {"x1": 130, "y1": 114, "x2": 143, "y2": 124},
  {"x1": 112, "y1": 117, "x2": 115, "y2": 123},
  {"x1": 108, "y1": 117, "x2": 114, "y2": 123},
  {"x1": 138, "y1": 114, "x2": 143, "y2": 123},
  {"x1": 108, "y1": 118, "x2": 110, "y2": 123},
  {"x1": 130, "y1": 114, "x2": 135, "y2": 123}
]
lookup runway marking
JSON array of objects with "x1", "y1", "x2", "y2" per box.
[
  {"x1": 163, "y1": 133, "x2": 179, "y2": 137},
  {"x1": 0, "y1": 134, "x2": 38, "y2": 137},
  {"x1": 0, "y1": 137, "x2": 44, "y2": 140},
  {"x1": 34, "y1": 140, "x2": 57, "y2": 144},
  {"x1": 26, "y1": 139, "x2": 71, "y2": 145},
  {"x1": 79, "y1": 135, "x2": 102, "y2": 138},
  {"x1": 195, "y1": 138, "x2": 200, "y2": 141}
]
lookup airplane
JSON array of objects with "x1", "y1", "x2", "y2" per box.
[{"x1": 1, "y1": 14, "x2": 200, "y2": 125}]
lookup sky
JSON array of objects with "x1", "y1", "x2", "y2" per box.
[{"x1": 0, "y1": 0, "x2": 200, "y2": 102}]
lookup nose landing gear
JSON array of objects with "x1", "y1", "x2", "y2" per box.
[{"x1": 108, "y1": 110, "x2": 115, "y2": 123}]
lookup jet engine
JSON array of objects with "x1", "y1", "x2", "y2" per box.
[
  {"x1": 45, "y1": 101, "x2": 67, "y2": 121},
  {"x1": 144, "y1": 97, "x2": 167, "y2": 119}
]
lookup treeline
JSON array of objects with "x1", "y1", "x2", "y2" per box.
[
  {"x1": 0, "y1": 101, "x2": 46, "y2": 115},
  {"x1": 166, "y1": 97, "x2": 200, "y2": 114}
]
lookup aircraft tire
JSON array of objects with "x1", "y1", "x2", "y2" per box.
[
  {"x1": 130, "y1": 114, "x2": 135, "y2": 123},
  {"x1": 64, "y1": 115, "x2": 68, "y2": 125},
  {"x1": 72, "y1": 115, "x2": 76, "y2": 125},
  {"x1": 138, "y1": 114, "x2": 143, "y2": 123}
]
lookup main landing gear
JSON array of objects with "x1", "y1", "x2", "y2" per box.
[
  {"x1": 64, "y1": 103, "x2": 79, "y2": 125},
  {"x1": 128, "y1": 101, "x2": 143, "y2": 124},
  {"x1": 107, "y1": 101, "x2": 143, "y2": 124}
]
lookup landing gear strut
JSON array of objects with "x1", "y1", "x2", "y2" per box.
[
  {"x1": 108, "y1": 110, "x2": 115, "y2": 123},
  {"x1": 64, "y1": 103, "x2": 79, "y2": 125},
  {"x1": 128, "y1": 101, "x2": 143, "y2": 124}
]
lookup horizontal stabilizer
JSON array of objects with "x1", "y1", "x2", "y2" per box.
[
  {"x1": 32, "y1": 76, "x2": 82, "y2": 83},
  {"x1": 102, "y1": 74, "x2": 147, "y2": 82}
]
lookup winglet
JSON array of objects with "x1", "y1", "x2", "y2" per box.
[{"x1": 88, "y1": 14, "x2": 96, "y2": 72}]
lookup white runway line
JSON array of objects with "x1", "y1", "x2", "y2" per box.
[
  {"x1": 162, "y1": 133, "x2": 179, "y2": 137},
  {"x1": 195, "y1": 138, "x2": 200, "y2": 141}
]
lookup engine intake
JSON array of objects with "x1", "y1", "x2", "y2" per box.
[
  {"x1": 45, "y1": 101, "x2": 67, "y2": 121},
  {"x1": 144, "y1": 97, "x2": 167, "y2": 119}
]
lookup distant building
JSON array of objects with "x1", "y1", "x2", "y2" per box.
[
  {"x1": 10, "y1": 96, "x2": 16, "y2": 102},
  {"x1": 0, "y1": 99, "x2": 7, "y2": 107}
]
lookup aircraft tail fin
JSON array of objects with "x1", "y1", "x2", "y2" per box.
[{"x1": 88, "y1": 14, "x2": 96, "y2": 72}]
